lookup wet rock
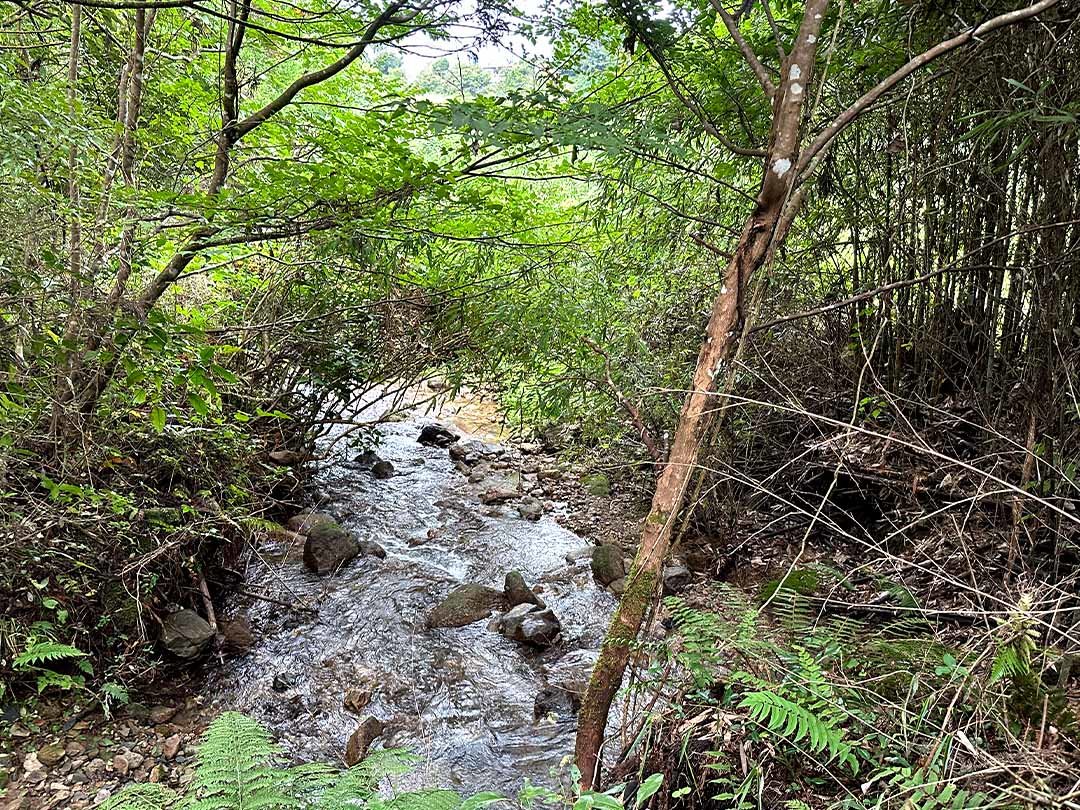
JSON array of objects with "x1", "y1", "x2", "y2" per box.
[
  {"x1": 417, "y1": 424, "x2": 459, "y2": 448},
  {"x1": 35, "y1": 745, "x2": 65, "y2": 768},
  {"x1": 534, "y1": 685, "x2": 578, "y2": 719},
  {"x1": 590, "y1": 544, "x2": 625, "y2": 586},
  {"x1": 608, "y1": 577, "x2": 626, "y2": 596},
  {"x1": 344, "y1": 688, "x2": 372, "y2": 715},
  {"x1": 344, "y1": 717, "x2": 385, "y2": 766},
  {"x1": 358, "y1": 539, "x2": 387, "y2": 559},
  {"x1": 268, "y1": 448, "x2": 308, "y2": 465},
  {"x1": 272, "y1": 672, "x2": 297, "y2": 692},
  {"x1": 426, "y1": 584, "x2": 505, "y2": 628},
  {"x1": 160, "y1": 609, "x2": 214, "y2": 660},
  {"x1": 371, "y1": 460, "x2": 395, "y2": 479},
  {"x1": 354, "y1": 449, "x2": 381, "y2": 468},
  {"x1": 494, "y1": 603, "x2": 562, "y2": 647},
  {"x1": 220, "y1": 615, "x2": 255, "y2": 653},
  {"x1": 303, "y1": 518, "x2": 360, "y2": 575},
  {"x1": 504, "y1": 571, "x2": 544, "y2": 608},
  {"x1": 663, "y1": 564, "x2": 691, "y2": 595},
  {"x1": 480, "y1": 488, "x2": 517, "y2": 505},
  {"x1": 516, "y1": 496, "x2": 543, "y2": 521},
  {"x1": 286, "y1": 510, "x2": 333, "y2": 534}
]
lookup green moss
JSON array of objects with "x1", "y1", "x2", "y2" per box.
[
  {"x1": 581, "y1": 473, "x2": 611, "y2": 497},
  {"x1": 758, "y1": 568, "x2": 820, "y2": 602}
]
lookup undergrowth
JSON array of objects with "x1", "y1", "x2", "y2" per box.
[
  {"x1": 102, "y1": 712, "x2": 665, "y2": 810},
  {"x1": 626, "y1": 585, "x2": 1076, "y2": 809}
]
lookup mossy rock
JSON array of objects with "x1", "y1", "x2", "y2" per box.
[
  {"x1": 581, "y1": 473, "x2": 611, "y2": 497},
  {"x1": 758, "y1": 568, "x2": 821, "y2": 602},
  {"x1": 426, "y1": 584, "x2": 505, "y2": 628}
]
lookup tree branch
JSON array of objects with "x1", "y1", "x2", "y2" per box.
[
  {"x1": 709, "y1": 0, "x2": 775, "y2": 98},
  {"x1": 796, "y1": 0, "x2": 1060, "y2": 176},
  {"x1": 583, "y1": 337, "x2": 663, "y2": 464}
]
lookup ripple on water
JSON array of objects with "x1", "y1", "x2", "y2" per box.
[{"x1": 206, "y1": 411, "x2": 617, "y2": 796}]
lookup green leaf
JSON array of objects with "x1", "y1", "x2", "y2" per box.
[
  {"x1": 635, "y1": 774, "x2": 663, "y2": 807},
  {"x1": 150, "y1": 406, "x2": 166, "y2": 432},
  {"x1": 188, "y1": 392, "x2": 209, "y2": 417}
]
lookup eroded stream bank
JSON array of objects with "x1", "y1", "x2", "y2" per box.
[{"x1": 204, "y1": 396, "x2": 619, "y2": 794}]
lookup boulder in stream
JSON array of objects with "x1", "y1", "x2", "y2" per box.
[
  {"x1": 591, "y1": 544, "x2": 625, "y2": 586},
  {"x1": 303, "y1": 517, "x2": 360, "y2": 575},
  {"x1": 354, "y1": 449, "x2": 381, "y2": 468},
  {"x1": 418, "y1": 424, "x2": 459, "y2": 447},
  {"x1": 220, "y1": 615, "x2": 255, "y2": 654},
  {"x1": 287, "y1": 510, "x2": 333, "y2": 534},
  {"x1": 504, "y1": 571, "x2": 544, "y2": 608},
  {"x1": 516, "y1": 496, "x2": 543, "y2": 521},
  {"x1": 426, "y1": 584, "x2": 505, "y2": 628},
  {"x1": 359, "y1": 539, "x2": 388, "y2": 559},
  {"x1": 371, "y1": 460, "x2": 395, "y2": 479},
  {"x1": 345, "y1": 717, "x2": 385, "y2": 766},
  {"x1": 494, "y1": 603, "x2": 562, "y2": 647},
  {"x1": 160, "y1": 609, "x2": 215, "y2": 660}
]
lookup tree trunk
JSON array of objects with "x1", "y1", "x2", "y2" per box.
[{"x1": 573, "y1": 0, "x2": 830, "y2": 786}]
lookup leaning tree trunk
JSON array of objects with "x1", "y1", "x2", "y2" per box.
[
  {"x1": 573, "y1": 0, "x2": 1061, "y2": 785},
  {"x1": 573, "y1": 0, "x2": 830, "y2": 786}
]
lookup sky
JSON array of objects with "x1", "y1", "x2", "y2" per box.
[{"x1": 393, "y1": 0, "x2": 554, "y2": 78}]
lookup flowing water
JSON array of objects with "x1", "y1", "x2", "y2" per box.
[{"x1": 205, "y1": 399, "x2": 616, "y2": 795}]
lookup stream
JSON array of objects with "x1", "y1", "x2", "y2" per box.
[{"x1": 205, "y1": 397, "x2": 616, "y2": 795}]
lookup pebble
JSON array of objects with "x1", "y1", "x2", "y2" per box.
[
  {"x1": 111, "y1": 755, "x2": 129, "y2": 776},
  {"x1": 162, "y1": 734, "x2": 182, "y2": 760},
  {"x1": 35, "y1": 745, "x2": 65, "y2": 767}
]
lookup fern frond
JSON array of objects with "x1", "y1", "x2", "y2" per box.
[
  {"x1": 186, "y1": 711, "x2": 294, "y2": 810},
  {"x1": 739, "y1": 690, "x2": 858, "y2": 774},
  {"x1": 99, "y1": 783, "x2": 178, "y2": 810},
  {"x1": 314, "y1": 750, "x2": 420, "y2": 810},
  {"x1": 13, "y1": 640, "x2": 86, "y2": 667},
  {"x1": 370, "y1": 788, "x2": 463, "y2": 810}
]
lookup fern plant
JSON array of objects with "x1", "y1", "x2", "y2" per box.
[
  {"x1": 659, "y1": 586, "x2": 1055, "y2": 809},
  {"x1": 101, "y1": 712, "x2": 431, "y2": 810},
  {"x1": 102, "y1": 712, "x2": 653, "y2": 810}
]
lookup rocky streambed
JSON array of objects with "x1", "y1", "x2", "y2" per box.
[
  {"x1": 1, "y1": 397, "x2": 654, "y2": 809},
  {"x1": 202, "y1": 403, "x2": 623, "y2": 795}
]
